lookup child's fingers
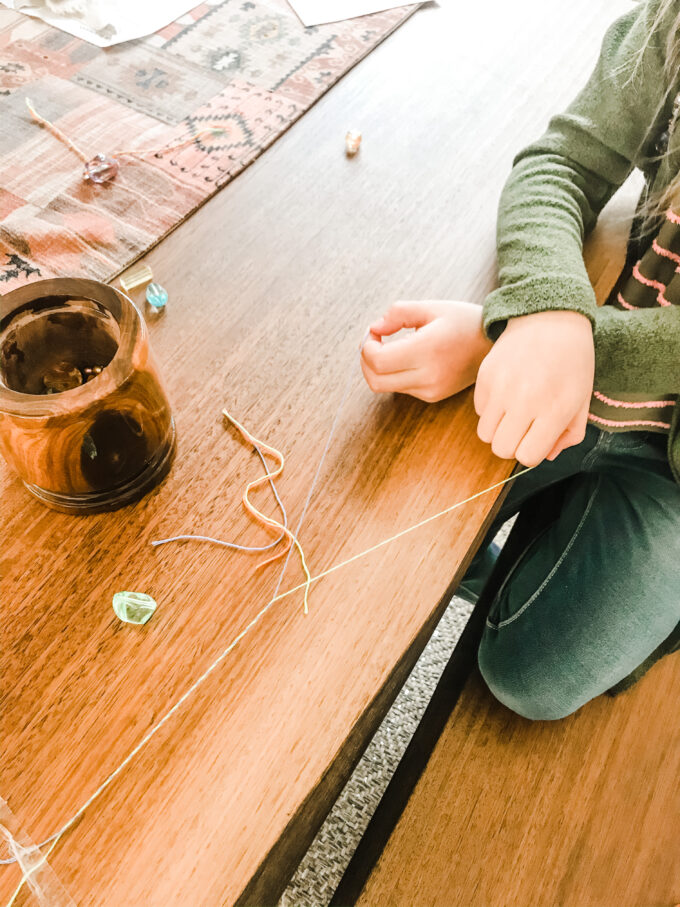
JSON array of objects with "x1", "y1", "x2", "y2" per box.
[
  {"x1": 476, "y1": 400, "x2": 505, "y2": 445},
  {"x1": 473, "y1": 361, "x2": 491, "y2": 416},
  {"x1": 516, "y1": 407, "x2": 587, "y2": 466},
  {"x1": 546, "y1": 412, "x2": 588, "y2": 461},
  {"x1": 361, "y1": 334, "x2": 422, "y2": 375},
  {"x1": 487, "y1": 411, "x2": 532, "y2": 461},
  {"x1": 514, "y1": 416, "x2": 563, "y2": 466},
  {"x1": 360, "y1": 357, "x2": 420, "y2": 395},
  {"x1": 546, "y1": 436, "x2": 568, "y2": 461},
  {"x1": 546, "y1": 425, "x2": 575, "y2": 461},
  {"x1": 370, "y1": 300, "x2": 438, "y2": 337}
]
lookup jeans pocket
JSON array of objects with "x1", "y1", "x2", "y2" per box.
[
  {"x1": 612, "y1": 430, "x2": 664, "y2": 451},
  {"x1": 486, "y1": 477, "x2": 600, "y2": 630},
  {"x1": 485, "y1": 524, "x2": 554, "y2": 630}
]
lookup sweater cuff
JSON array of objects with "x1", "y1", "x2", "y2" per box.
[{"x1": 482, "y1": 276, "x2": 597, "y2": 341}]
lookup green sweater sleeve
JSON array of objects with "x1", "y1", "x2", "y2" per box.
[
  {"x1": 595, "y1": 304, "x2": 680, "y2": 394},
  {"x1": 483, "y1": 0, "x2": 680, "y2": 391}
]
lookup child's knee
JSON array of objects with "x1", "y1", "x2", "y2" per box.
[{"x1": 478, "y1": 629, "x2": 586, "y2": 721}]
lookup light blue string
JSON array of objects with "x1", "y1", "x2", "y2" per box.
[
  {"x1": 0, "y1": 335, "x2": 365, "y2": 868},
  {"x1": 153, "y1": 332, "x2": 366, "y2": 584},
  {"x1": 270, "y1": 331, "x2": 366, "y2": 601},
  {"x1": 0, "y1": 444, "x2": 289, "y2": 869},
  {"x1": 151, "y1": 444, "x2": 287, "y2": 551}
]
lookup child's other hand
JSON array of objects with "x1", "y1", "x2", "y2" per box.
[
  {"x1": 474, "y1": 310, "x2": 594, "y2": 467},
  {"x1": 361, "y1": 300, "x2": 493, "y2": 403}
]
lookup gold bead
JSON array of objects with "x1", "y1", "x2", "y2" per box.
[
  {"x1": 345, "y1": 130, "x2": 362, "y2": 156},
  {"x1": 120, "y1": 264, "x2": 153, "y2": 292}
]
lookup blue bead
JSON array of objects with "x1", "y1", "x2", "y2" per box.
[{"x1": 145, "y1": 282, "x2": 168, "y2": 309}]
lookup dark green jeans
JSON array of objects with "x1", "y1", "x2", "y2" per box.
[{"x1": 459, "y1": 425, "x2": 680, "y2": 720}]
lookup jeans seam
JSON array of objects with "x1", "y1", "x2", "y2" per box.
[
  {"x1": 581, "y1": 430, "x2": 608, "y2": 470},
  {"x1": 487, "y1": 476, "x2": 601, "y2": 631}
]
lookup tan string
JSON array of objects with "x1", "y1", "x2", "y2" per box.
[
  {"x1": 26, "y1": 97, "x2": 234, "y2": 166},
  {"x1": 264, "y1": 465, "x2": 533, "y2": 607},
  {"x1": 0, "y1": 462, "x2": 529, "y2": 899},
  {"x1": 222, "y1": 408, "x2": 313, "y2": 613},
  {"x1": 0, "y1": 297, "x2": 529, "y2": 900},
  {"x1": 114, "y1": 128, "x2": 230, "y2": 159},
  {"x1": 25, "y1": 99, "x2": 89, "y2": 163}
]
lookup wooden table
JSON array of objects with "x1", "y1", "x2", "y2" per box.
[{"x1": 0, "y1": 1, "x2": 630, "y2": 904}]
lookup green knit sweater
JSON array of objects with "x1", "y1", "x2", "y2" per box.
[{"x1": 482, "y1": 0, "x2": 680, "y2": 482}]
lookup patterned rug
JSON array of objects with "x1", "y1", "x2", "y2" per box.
[{"x1": 0, "y1": 0, "x2": 415, "y2": 290}]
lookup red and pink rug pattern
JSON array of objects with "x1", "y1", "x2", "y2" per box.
[{"x1": 0, "y1": 0, "x2": 415, "y2": 290}]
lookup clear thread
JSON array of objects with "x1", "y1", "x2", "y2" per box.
[
  {"x1": 0, "y1": 797, "x2": 72, "y2": 907},
  {"x1": 0, "y1": 328, "x2": 530, "y2": 888}
]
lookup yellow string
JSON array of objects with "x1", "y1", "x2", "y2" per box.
[
  {"x1": 12, "y1": 98, "x2": 538, "y2": 896},
  {"x1": 265, "y1": 464, "x2": 534, "y2": 608},
  {"x1": 0, "y1": 463, "x2": 529, "y2": 890},
  {"x1": 222, "y1": 408, "x2": 313, "y2": 613}
]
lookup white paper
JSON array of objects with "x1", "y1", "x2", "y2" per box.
[
  {"x1": 0, "y1": 0, "x2": 203, "y2": 47},
  {"x1": 286, "y1": 0, "x2": 415, "y2": 27}
]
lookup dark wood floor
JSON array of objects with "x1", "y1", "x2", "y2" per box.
[{"x1": 353, "y1": 657, "x2": 680, "y2": 907}]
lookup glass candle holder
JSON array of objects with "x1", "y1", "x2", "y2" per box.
[{"x1": 0, "y1": 278, "x2": 176, "y2": 513}]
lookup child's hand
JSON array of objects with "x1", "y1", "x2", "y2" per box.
[
  {"x1": 361, "y1": 300, "x2": 493, "y2": 403},
  {"x1": 474, "y1": 310, "x2": 594, "y2": 467}
]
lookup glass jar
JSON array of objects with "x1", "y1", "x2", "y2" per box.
[{"x1": 0, "y1": 277, "x2": 176, "y2": 513}]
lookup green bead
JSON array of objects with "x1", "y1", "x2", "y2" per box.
[{"x1": 113, "y1": 591, "x2": 157, "y2": 625}]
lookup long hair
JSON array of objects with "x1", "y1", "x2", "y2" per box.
[{"x1": 634, "y1": 0, "x2": 680, "y2": 224}]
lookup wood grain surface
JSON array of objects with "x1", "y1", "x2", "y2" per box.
[
  {"x1": 0, "y1": 1, "x2": 635, "y2": 904},
  {"x1": 354, "y1": 659, "x2": 680, "y2": 907}
]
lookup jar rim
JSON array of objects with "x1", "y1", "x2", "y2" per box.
[{"x1": 0, "y1": 277, "x2": 144, "y2": 416}]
